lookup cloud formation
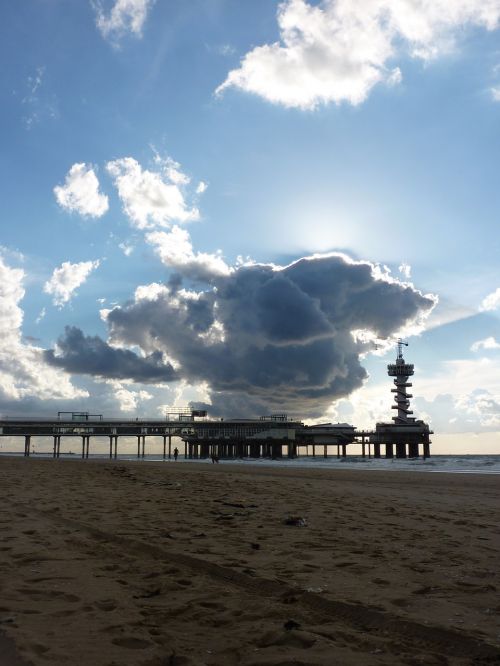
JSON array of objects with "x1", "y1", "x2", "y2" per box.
[
  {"x1": 45, "y1": 326, "x2": 177, "y2": 383},
  {"x1": 93, "y1": 0, "x2": 155, "y2": 42},
  {"x1": 50, "y1": 252, "x2": 435, "y2": 417},
  {"x1": 217, "y1": 0, "x2": 500, "y2": 109},
  {"x1": 44, "y1": 260, "x2": 100, "y2": 308},
  {"x1": 471, "y1": 336, "x2": 500, "y2": 352},
  {"x1": 54, "y1": 163, "x2": 109, "y2": 218},
  {"x1": 0, "y1": 255, "x2": 86, "y2": 405},
  {"x1": 146, "y1": 226, "x2": 232, "y2": 281},
  {"x1": 480, "y1": 286, "x2": 500, "y2": 311},
  {"x1": 106, "y1": 156, "x2": 200, "y2": 229}
]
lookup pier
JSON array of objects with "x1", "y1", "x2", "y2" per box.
[{"x1": 0, "y1": 414, "x2": 431, "y2": 460}]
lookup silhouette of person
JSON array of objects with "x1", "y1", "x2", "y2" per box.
[
  {"x1": 211, "y1": 452, "x2": 219, "y2": 464},
  {"x1": 173, "y1": 447, "x2": 179, "y2": 461}
]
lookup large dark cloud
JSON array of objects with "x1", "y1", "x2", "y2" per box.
[
  {"x1": 44, "y1": 254, "x2": 435, "y2": 416},
  {"x1": 44, "y1": 326, "x2": 178, "y2": 384}
]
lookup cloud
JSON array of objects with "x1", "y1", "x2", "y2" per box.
[
  {"x1": 67, "y1": 253, "x2": 436, "y2": 417},
  {"x1": 398, "y1": 262, "x2": 411, "y2": 279},
  {"x1": 0, "y1": 255, "x2": 86, "y2": 405},
  {"x1": 491, "y1": 86, "x2": 500, "y2": 101},
  {"x1": 106, "y1": 156, "x2": 200, "y2": 229},
  {"x1": 480, "y1": 287, "x2": 500, "y2": 311},
  {"x1": 93, "y1": 0, "x2": 155, "y2": 43},
  {"x1": 471, "y1": 336, "x2": 500, "y2": 352},
  {"x1": 217, "y1": 0, "x2": 500, "y2": 109},
  {"x1": 103, "y1": 380, "x2": 153, "y2": 412},
  {"x1": 54, "y1": 163, "x2": 109, "y2": 218},
  {"x1": 44, "y1": 326, "x2": 178, "y2": 383},
  {"x1": 44, "y1": 260, "x2": 100, "y2": 308},
  {"x1": 21, "y1": 66, "x2": 58, "y2": 129},
  {"x1": 146, "y1": 226, "x2": 232, "y2": 281}
]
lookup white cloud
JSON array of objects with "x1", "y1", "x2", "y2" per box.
[
  {"x1": 107, "y1": 156, "x2": 200, "y2": 229},
  {"x1": 119, "y1": 242, "x2": 134, "y2": 256},
  {"x1": 490, "y1": 85, "x2": 500, "y2": 101},
  {"x1": 104, "y1": 379, "x2": 153, "y2": 412},
  {"x1": 146, "y1": 226, "x2": 232, "y2": 280},
  {"x1": 93, "y1": 0, "x2": 155, "y2": 42},
  {"x1": 398, "y1": 262, "x2": 411, "y2": 279},
  {"x1": 480, "y1": 286, "x2": 500, "y2": 311},
  {"x1": 471, "y1": 336, "x2": 500, "y2": 352},
  {"x1": 217, "y1": 0, "x2": 500, "y2": 109},
  {"x1": 196, "y1": 181, "x2": 208, "y2": 194},
  {"x1": 21, "y1": 66, "x2": 58, "y2": 129},
  {"x1": 0, "y1": 255, "x2": 86, "y2": 403},
  {"x1": 44, "y1": 260, "x2": 100, "y2": 308},
  {"x1": 54, "y1": 163, "x2": 109, "y2": 218}
]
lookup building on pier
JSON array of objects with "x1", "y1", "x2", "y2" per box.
[{"x1": 370, "y1": 340, "x2": 432, "y2": 459}]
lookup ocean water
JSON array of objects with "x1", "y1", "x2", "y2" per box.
[{"x1": 2, "y1": 452, "x2": 500, "y2": 474}]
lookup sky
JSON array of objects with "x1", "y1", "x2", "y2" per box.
[{"x1": 1, "y1": 0, "x2": 500, "y2": 453}]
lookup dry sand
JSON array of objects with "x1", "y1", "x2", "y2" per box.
[{"x1": 0, "y1": 457, "x2": 498, "y2": 665}]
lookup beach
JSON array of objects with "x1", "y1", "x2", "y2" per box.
[{"x1": 0, "y1": 458, "x2": 498, "y2": 665}]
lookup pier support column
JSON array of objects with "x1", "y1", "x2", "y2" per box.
[
  {"x1": 81, "y1": 436, "x2": 86, "y2": 459},
  {"x1": 137, "y1": 436, "x2": 141, "y2": 459},
  {"x1": 53, "y1": 435, "x2": 58, "y2": 458},
  {"x1": 323, "y1": 444, "x2": 327, "y2": 458},
  {"x1": 86, "y1": 436, "x2": 90, "y2": 459},
  {"x1": 337, "y1": 444, "x2": 340, "y2": 459},
  {"x1": 24, "y1": 435, "x2": 31, "y2": 457},
  {"x1": 168, "y1": 435, "x2": 172, "y2": 459},
  {"x1": 423, "y1": 441, "x2": 430, "y2": 459},
  {"x1": 374, "y1": 443, "x2": 381, "y2": 459},
  {"x1": 362, "y1": 440, "x2": 366, "y2": 459},
  {"x1": 109, "y1": 436, "x2": 113, "y2": 459},
  {"x1": 312, "y1": 444, "x2": 316, "y2": 457},
  {"x1": 163, "y1": 435, "x2": 167, "y2": 461},
  {"x1": 57, "y1": 436, "x2": 61, "y2": 458},
  {"x1": 141, "y1": 435, "x2": 146, "y2": 459},
  {"x1": 408, "y1": 442, "x2": 419, "y2": 458},
  {"x1": 341, "y1": 443, "x2": 347, "y2": 458},
  {"x1": 396, "y1": 442, "x2": 406, "y2": 459},
  {"x1": 385, "y1": 443, "x2": 394, "y2": 458},
  {"x1": 114, "y1": 436, "x2": 118, "y2": 459}
]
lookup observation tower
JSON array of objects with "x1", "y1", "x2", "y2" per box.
[
  {"x1": 387, "y1": 339, "x2": 415, "y2": 424},
  {"x1": 370, "y1": 339, "x2": 432, "y2": 459}
]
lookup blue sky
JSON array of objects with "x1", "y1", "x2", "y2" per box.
[{"x1": 1, "y1": 0, "x2": 500, "y2": 452}]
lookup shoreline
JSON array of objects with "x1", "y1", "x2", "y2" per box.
[{"x1": 1, "y1": 451, "x2": 500, "y2": 475}]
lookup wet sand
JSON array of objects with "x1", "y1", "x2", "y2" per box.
[{"x1": 0, "y1": 457, "x2": 498, "y2": 665}]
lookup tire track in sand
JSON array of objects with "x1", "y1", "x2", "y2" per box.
[{"x1": 9, "y1": 497, "x2": 500, "y2": 663}]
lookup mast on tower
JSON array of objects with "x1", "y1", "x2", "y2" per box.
[{"x1": 387, "y1": 339, "x2": 415, "y2": 424}]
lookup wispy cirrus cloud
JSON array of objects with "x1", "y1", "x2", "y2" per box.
[
  {"x1": 54, "y1": 163, "x2": 109, "y2": 218},
  {"x1": 92, "y1": 0, "x2": 156, "y2": 44},
  {"x1": 217, "y1": 0, "x2": 500, "y2": 109},
  {"x1": 44, "y1": 260, "x2": 100, "y2": 308}
]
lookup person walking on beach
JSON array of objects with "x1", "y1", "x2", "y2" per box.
[
  {"x1": 211, "y1": 452, "x2": 219, "y2": 464},
  {"x1": 173, "y1": 447, "x2": 179, "y2": 461}
]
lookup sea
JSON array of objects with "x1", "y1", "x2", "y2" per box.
[{"x1": 1, "y1": 452, "x2": 500, "y2": 474}]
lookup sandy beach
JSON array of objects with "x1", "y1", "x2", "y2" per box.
[{"x1": 0, "y1": 458, "x2": 498, "y2": 665}]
